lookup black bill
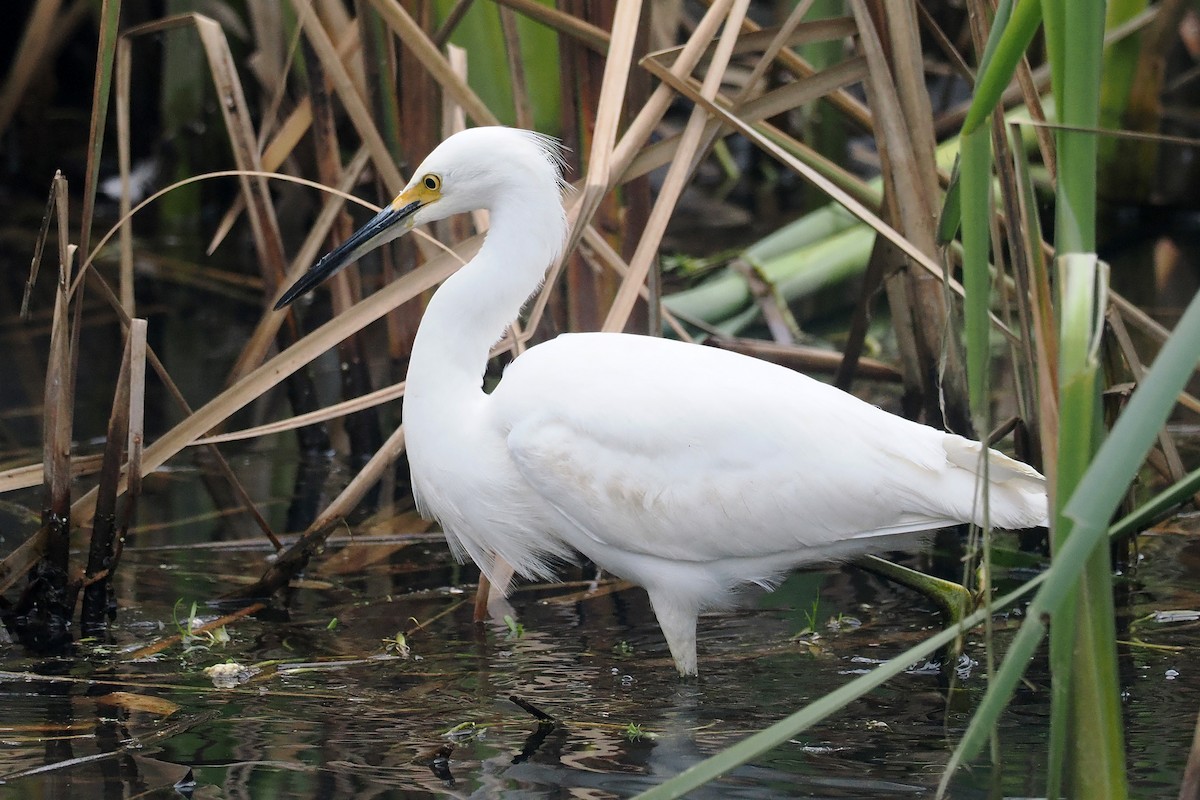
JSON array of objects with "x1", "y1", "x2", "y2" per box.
[{"x1": 274, "y1": 199, "x2": 421, "y2": 310}]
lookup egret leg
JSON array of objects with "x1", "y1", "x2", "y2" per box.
[
  {"x1": 857, "y1": 554, "x2": 971, "y2": 623},
  {"x1": 473, "y1": 557, "x2": 516, "y2": 622},
  {"x1": 647, "y1": 591, "x2": 700, "y2": 677}
]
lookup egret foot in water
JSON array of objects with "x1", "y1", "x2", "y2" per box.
[
  {"x1": 858, "y1": 554, "x2": 972, "y2": 623},
  {"x1": 275, "y1": 127, "x2": 1049, "y2": 677}
]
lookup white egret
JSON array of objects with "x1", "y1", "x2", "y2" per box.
[{"x1": 276, "y1": 126, "x2": 1048, "y2": 676}]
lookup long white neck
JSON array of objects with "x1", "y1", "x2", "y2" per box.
[{"x1": 405, "y1": 188, "x2": 566, "y2": 404}]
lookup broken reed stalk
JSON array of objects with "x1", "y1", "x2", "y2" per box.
[
  {"x1": 82, "y1": 324, "x2": 134, "y2": 630},
  {"x1": 81, "y1": 319, "x2": 148, "y2": 630},
  {"x1": 40, "y1": 173, "x2": 74, "y2": 580}
]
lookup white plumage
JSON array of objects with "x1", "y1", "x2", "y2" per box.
[{"x1": 277, "y1": 126, "x2": 1049, "y2": 676}]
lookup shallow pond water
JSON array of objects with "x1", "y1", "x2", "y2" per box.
[{"x1": 1, "y1": 474, "x2": 1199, "y2": 798}]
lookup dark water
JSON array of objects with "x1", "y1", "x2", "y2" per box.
[{"x1": 1, "y1": 460, "x2": 1199, "y2": 799}]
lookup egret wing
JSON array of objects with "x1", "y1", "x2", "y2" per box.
[{"x1": 491, "y1": 333, "x2": 966, "y2": 566}]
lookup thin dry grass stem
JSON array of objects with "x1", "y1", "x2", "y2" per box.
[
  {"x1": 194, "y1": 381, "x2": 407, "y2": 445},
  {"x1": 578, "y1": 226, "x2": 692, "y2": 341},
  {"x1": 728, "y1": 8, "x2": 872, "y2": 133},
  {"x1": 1106, "y1": 308, "x2": 1187, "y2": 483},
  {"x1": 293, "y1": 0, "x2": 404, "y2": 193},
  {"x1": 852, "y1": 0, "x2": 964, "y2": 430},
  {"x1": 548, "y1": 0, "x2": 643, "y2": 324},
  {"x1": 82, "y1": 319, "x2": 146, "y2": 628},
  {"x1": 497, "y1": 6, "x2": 534, "y2": 129},
  {"x1": 679, "y1": 0, "x2": 820, "y2": 183},
  {"x1": 1008, "y1": 131, "x2": 1060, "y2": 480},
  {"x1": 432, "y1": 0, "x2": 475, "y2": 49},
  {"x1": 124, "y1": 602, "x2": 267, "y2": 661},
  {"x1": 914, "y1": 3, "x2": 972, "y2": 82},
  {"x1": 234, "y1": 425, "x2": 410, "y2": 598},
  {"x1": 1023, "y1": 119, "x2": 1200, "y2": 149},
  {"x1": 641, "y1": 53, "x2": 1016, "y2": 342},
  {"x1": 115, "y1": 39, "x2": 133, "y2": 316},
  {"x1": 1013, "y1": 57, "x2": 1055, "y2": 180},
  {"x1": 733, "y1": 1, "x2": 816, "y2": 101},
  {"x1": 722, "y1": 17, "x2": 859, "y2": 57},
  {"x1": 706, "y1": 338, "x2": 903, "y2": 382},
  {"x1": 0, "y1": 0, "x2": 63, "y2": 137},
  {"x1": 66, "y1": 237, "x2": 479, "y2": 532},
  {"x1": 208, "y1": 25, "x2": 362, "y2": 256},
  {"x1": 366, "y1": 0, "x2": 501, "y2": 127},
  {"x1": 495, "y1": 0, "x2": 610, "y2": 54},
  {"x1": 607, "y1": 1, "x2": 735, "y2": 185},
  {"x1": 20, "y1": 178, "x2": 59, "y2": 319},
  {"x1": 621, "y1": 55, "x2": 868, "y2": 187},
  {"x1": 77, "y1": 0, "x2": 120, "y2": 266},
  {"x1": 231, "y1": 150, "x2": 372, "y2": 381},
  {"x1": 994, "y1": 125, "x2": 1045, "y2": 462},
  {"x1": 603, "y1": 0, "x2": 750, "y2": 333}
]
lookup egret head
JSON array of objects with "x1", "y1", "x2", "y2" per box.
[{"x1": 274, "y1": 127, "x2": 565, "y2": 310}]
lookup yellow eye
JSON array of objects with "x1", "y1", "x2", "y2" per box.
[{"x1": 422, "y1": 174, "x2": 441, "y2": 192}]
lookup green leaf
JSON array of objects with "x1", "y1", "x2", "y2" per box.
[{"x1": 961, "y1": 0, "x2": 1043, "y2": 135}]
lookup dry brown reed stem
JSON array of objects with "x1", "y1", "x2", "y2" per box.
[
  {"x1": 42, "y1": 175, "x2": 74, "y2": 572},
  {"x1": 705, "y1": 338, "x2": 903, "y2": 383},
  {"x1": 432, "y1": 0, "x2": 474, "y2": 48},
  {"x1": 554, "y1": 0, "x2": 724, "y2": 272},
  {"x1": 602, "y1": 0, "x2": 749, "y2": 332},
  {"x1": 208, "y1": 25, "x2": 362, "y2": 256},
  {"x1": 82, "y1": 319, "x2": 148, "y2": 627},
  {"x1": 366, "y1": 0, "x2": 501, "y2": 127},
  {"x1": 115, "y1": 38, "x2": 134, "y2": 315},
  {"x1": 292, "y1": 0, "x2": 404, "y2": 193},
  {"x1": 495, "y1": 0, "x2": 610, "y2": 53},
  {"x1": 119, "y1": 15, "x2": 289, "y2": 305},
  {"x1": 233, "y1": 425, "x2": 409, "y2": 598},
  {"x1": 852, "y1": 0, "x2": 965, "y2": 430},
  {"x1": 0, "y1": 458, "x2": 104, "y2": 495},
  {"x1": 76, "y1": 0, "x2": 120, "y2": 267},
  {"x1": 1106, "y1": 309, "x2": 1187, "y2": 483},
  {"x1": 0, "y1": 0, "x2": 64, "y2": 136},
  {"x1": 725, "y1": 8, "x2": 872, "y2": 132},
  {"x1": 195, "y1": 382, "x2": 408, "y2": 445},
  {"x1": 117, "y1": 318, "x2": 147, "y2": 556},
  {"x1": 306, "y1": 36, "x2": 384, "y2": 468},
  {"x1": 578, "y1": 226, "x2": 692, "y2": 341},
  {"x1": 640, "y1": 53, "x2": 1019, "y2": 344},
  {"x1": 498, "y1": 6, "x2": 534, "y2": 129},
  {"x1": 558, "y1": 0, "x2": 646, "y2": 288},
  {"x1": 65, "y1": 238, "x2": 481, "y2": 532},
  {"x1": 993, "y1": 118, "x2": 1049, "y2": 465},
  {"x1": 234, "y1": 150, "x2": 374, "y2": 385}
]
